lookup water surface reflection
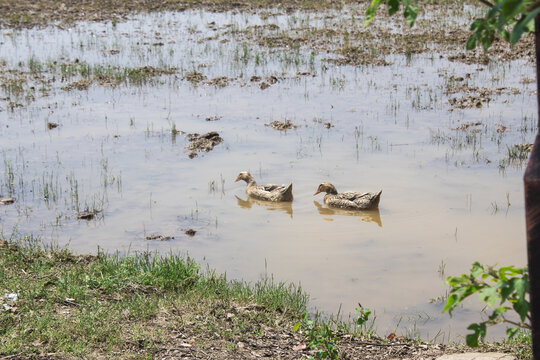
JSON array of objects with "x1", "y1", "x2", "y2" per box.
[
  {"x1": 313, "y1": 201, "x2": 383, "y2": 226},
  {"x1": 235, "y1": 195, "x2": 294, "y2": 217}
]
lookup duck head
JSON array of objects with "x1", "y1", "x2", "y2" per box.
[
  {"x1": 235, "y1": 171, "x2": 256, "y2": 184},
  {"x1": 314, "y1": 182, "x2": 338, "y2": 196}
]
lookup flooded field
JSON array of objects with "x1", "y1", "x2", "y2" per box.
[{"x1": 0, "y1": 4, "x2": 536, "y2": 342}]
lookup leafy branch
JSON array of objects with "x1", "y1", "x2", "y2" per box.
[
  {"x1": 443, "y1": 262, "x2": 530, "y2": 347},
  {"x1": 364, "y1": 0, "x2": 539, "y2": 50}
]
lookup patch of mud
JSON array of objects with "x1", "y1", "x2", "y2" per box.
[
  {"x1": 259, "y1": 75, "x2": 279, "y2": 90},
  {"x1": 257, "y1": 34, "x2": 307, "y2": 48},
  {"x1": 155, "y1": 317, "x2": 454, "y2": 360},
  {"x1": 451, "y1": 122, "x2": 483, "y2": 132},
  {"x1": 58, "y1": 64, "x2": 175, "y2": 91},
  {"x1": 186, "y1": 131, "x2": 223, "y2": 158},
  {"x1": 0, "y1": 0, "x2": 345, "y2": 29},
  {"x1": 497, "y1": 124, "x2": 509, "y2": 133},
  {"x1": 448, "y1": 52, "x2": 490, "y2": 65},
  {"x1": 265, "y1": 119, "x2": 297, "y2": 130},
  {"x1": 183, "y1": 228, "x2": 196, "y2": 236},
  {"x1": 76, "y1": 210, "x2": 100, "y2": 220},
  {"x1": 448, "y1": 95, "x2": 490, "y2": 110},
  {"x1": 205, "y1": 76, "x2": 232, "y2": 88},
  {"x1": 184, "y1": 71, "x2": 207, "y2": 85},
  {"x1": 449, "y1": 35, "x2": 534, "y2": 64},
  {"x1": 327, "y1": 46, "x2": 391, "y2": 67},
  {"x1": 62, "y1": 79, "x2": 93, "y2": 91}
]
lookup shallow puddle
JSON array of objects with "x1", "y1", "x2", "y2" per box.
[{"x1": 0, "y1": 7, "x2": 535, "y2": 342}]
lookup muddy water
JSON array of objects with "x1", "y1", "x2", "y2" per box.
[{"x1": 0, "y1": 9, "x2": 535, "y2": 342}]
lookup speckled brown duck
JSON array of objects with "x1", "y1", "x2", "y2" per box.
[
  {"x1": 235, "y1": 171, "x2": 293, "y2": 202},
  {"x1": 314, "y1": 182, "x2": 381, "y2": 210}
]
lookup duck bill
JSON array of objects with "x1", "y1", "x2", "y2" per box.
[
  {"x1": 313, "y1": 189, "x2": 321, "y2": 196},
  {"x1": 234, "y1": 176, "x2": 241, "y2": 182}
]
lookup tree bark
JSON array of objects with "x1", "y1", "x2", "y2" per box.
[{"x1": 524, "y1": 15, "x2": 540, "y2": 360}]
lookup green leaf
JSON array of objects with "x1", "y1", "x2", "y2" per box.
[
  {"x1": 404, "y1": 4, "x2": 418, "y2": 27},
  {"x1": 500, "y1": 0, "x2": 526, "y2": 20},
  {"x1": 471, "y1": 262, "x2": 484, "y2": 277},
  {"x1": 514, "y1": 278, "x2": 528, "y2": 297},
  {"x1": 389, "y1": 0, "x2": 400, "y2": 15},
  {"x1": 466, "y1": 323, "x2": 487, "y2": 347},
  {"x1": 466, "y1": 35, "x2": 477, "y2": 50},
  {"x1": 507, "y1": 327, "x2": 519, "y2": 339},
  {"x1": 501, "y1": 29, "x2": 511, "y2": 42},
  {"x1": 488, "y1": 306, "x2": 509, "y2": 320},
  {"x1": 499, "y1": 265, "x2": 522, "y2": 279},
  {"x1": 470, "y1": 19, "x2": 484, "y2": 31},
  {"x1": 293, "y1": 322, "x2": 301, "y2": 332},
  {"x1": 356, "y1": 305, "x2": 372, "y2": 326},
  {"x1": 510, "y1": 7, "x2": 540, "y2": 44},
  {"x1": 514, "y1": 297, "x2": 530, "y2": 322},
  {"x1": 443, "y1": 294, "x2": 458, "y2": 314},
  {"x1": 478, "y1": 286, "x2": 500, "y2": 307},
  {"x1": 364, "y1": 0, "x2": 383, "y2": 26},
  {"x1": 481, "y1": 34, "x2": 493, "y2": 51}
]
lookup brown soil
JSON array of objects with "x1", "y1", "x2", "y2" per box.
[
  {"x1": 145, "y1": 234, "x2": 174, "y2": 241},
  {"x1": 93, "y1": 300, "x2": 526, "y2": 360},
  {"x1": 186, "y1": 131, "x2": 224, "y2": 158},
  {"x1": 0, "y1": 1, "x2": 534, "y2": 67},
  {"x1": 0, "y1": 0, "x2": 345, "y2": 29},
  {"x1": 266, "y1": 119, "x2": 297, "y2": 130}
]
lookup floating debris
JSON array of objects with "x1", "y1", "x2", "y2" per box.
[
  {"x1": 184, "y1": 229, "x2": 196, "y2": 236},
  {"x1": 47, "y1": 122, "x2": 59, "y2": 129},
  {"x1": 0, "y1": 197, "x2": 14, "y2": 205},
  {"x1": 497, "y1": 124, "x2": 509, "y2": 133},
  {"x1": 266, "y1": 75, "x2": 278, "y2": 84},
  {"x1": 186, "y1": 131, "x2": 223, "y2": 158},
  {"x1": 77, "y1": 210, "x2": 100, "y2": 220},
  {"x1": 205, "y1": 115, "x2": 222, "y2": 122},
  {"x1": 451, "y1": 122, "x2": 483, "y2": 131},
  {"x1": 206, "y1": 76, "x2": 230, "y2": 88},
  {"x1": 145, "y1": 234, "x2": 173, "y2": 241},
  {"x1": 259, "y1": 82, "x2": 270, "y2": 90},
  {"x1": 62, "y1": 79, "x2": 93, "y2": 91},
  {"x1": 265, "y1": 119, "x2": 297, "y2": 131},
  {"x1": 250, "y1": 75, "x2": 261, "y2": 82},
  {"x1": 324, "y1": 122, "x2": 334, "y2": 129}
]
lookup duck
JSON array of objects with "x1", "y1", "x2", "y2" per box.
[
  {"x1": 235, "y1": 171, "x2": 293, "y2": 202},
  {"x1": 314, "y1": 182, "x2": 381, "y2": 210}
]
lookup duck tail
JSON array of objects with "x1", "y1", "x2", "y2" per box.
[
  {"x1": 282, "y1": 183, "x2": 294, "y2": 202},
  {"x1": 371, "y1": 190, "x2": 382, "y2": 209}
]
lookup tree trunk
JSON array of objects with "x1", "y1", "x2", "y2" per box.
[{"x1": 524, "y1": 15, "x2": 540, "y2": 360}]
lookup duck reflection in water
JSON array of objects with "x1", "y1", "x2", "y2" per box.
[
  {"x1": 235, "y1": 195, "x2": 293, "y2": 218},
  {"x1": 313, "y1": 201, "x2": 382, "y2": 227}
]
